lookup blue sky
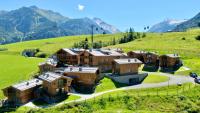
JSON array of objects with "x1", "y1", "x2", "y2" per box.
[{"x1": 0, "y1": 0, "x2": 199, "y2": 31}]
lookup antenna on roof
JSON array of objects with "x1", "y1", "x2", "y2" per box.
[
  {"x1": 79, "y1": 67, "x2": 82, "y2": 71},
  {"x1": 70, "y1": 67, "x2": 73, "y2": 71}
]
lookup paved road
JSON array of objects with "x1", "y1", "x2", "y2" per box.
[{"x1": 24, "y1": 72, "x2": 195, "y2": 108}]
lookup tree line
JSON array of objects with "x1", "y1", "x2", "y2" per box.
[{"x1": 72, "y1": 28, "x2": 146, "y2": 49}]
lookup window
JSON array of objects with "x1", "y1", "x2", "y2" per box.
[{"x1": 58, "y1": 79, "x2": 64, "y2": 87}]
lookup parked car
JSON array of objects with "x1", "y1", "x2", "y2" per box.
[
  {"x1": 194, "y1": 77, "x2": 200, "y2": 84},
  {"x1": 189, "y1": 72, "x2": 198, "y2": 78}
]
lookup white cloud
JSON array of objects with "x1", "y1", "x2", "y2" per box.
[{"x1": 78, "y1": 4, "x2": 85, "y2": 11}]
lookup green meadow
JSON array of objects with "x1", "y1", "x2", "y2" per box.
[{"x1": 0, "y1": 29, "x2": 200, "y2": 100}]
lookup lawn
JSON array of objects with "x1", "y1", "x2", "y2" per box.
[
  {"x1": 9, "y1": 83, "x2": 199, "y2": 113},
  {"x1": 142, "y1": 74, "x2": 169, "y2": 83},
  {"x1": 95, "y1": 77, "x2": 127, "y2": 93},
  {"x1": 0, "y1": 28, "x2": 199, "y2": 106},
  {"x1": 0, "y1": 33, "x2": 124, "y2": 99},
  {"x1": 32, "y1": 94, "x2": 81, "y2": 107},
  {"x1": 108, "y1": 29, "x2": 200, "y2": 75},
  {"x1": 0, "y1": 54, "x2": 44, "y2": 99}
]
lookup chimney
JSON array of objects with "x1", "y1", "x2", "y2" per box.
[
  {"x1": 135, "y1": 59, "x2": 137, "y2": 62},
  {"x1": 26, "y1": 82, "x2": 29, "y2": 86},
  {"x1": 70, "y1": 67, "x2": 73, "y2": 71},
  {"x1": 128, "y1": 59, "x2": 131, "y2": 62},
  {"x1": 79, "y1": 67, "x2": 82, "y2": 71},
  {"x1": 36, "y1": 79, "x2": 39, "y2": 83}
]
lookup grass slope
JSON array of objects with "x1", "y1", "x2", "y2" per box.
[
  {"x1": 108, "y1": 29, "x2": 200, "y2": 75},
  {"x1": 0, "y1": 34, "x2": 123, "y2": 99},
  {"x1": 0, "y1": 29, "x2": 199, "y2": 100},
  {"x1": 142, "y1": 74, "x2": 169, "y2": 83}
]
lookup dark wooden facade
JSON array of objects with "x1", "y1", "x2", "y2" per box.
[
  {"x1": 56, "y1": 48, "x2": 126, "y2": 72},
  {"x1": 112, "y1": 59, "x2": 143, "y2": 75},
  {"x1": 159, "y1": 54, "x2": 182, "y2": 68},
  {"x1": 2, "y1": 79, "x2": 42, "y2": 105},
  {"x1": 56, "y1": 49, "x2": 80, "y2": 65},
  {"x1": 38, "y1": 62, "x2": 57, "y2": 73},
  {"x1": 63, "y1": 67, "x2": 100, "y2": 86},
  {"x1": 143, "y1": 52, "x2": 159, "y2": 65},
  {"x1": 39, "y1": 72, "x2": 72, "y2": 97},
  {"x1": 127, "y1": 51, "x2": 146, "y2": 62}
]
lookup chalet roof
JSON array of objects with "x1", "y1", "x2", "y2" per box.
[
  {"x1": 164, "y1": 54, "x2": 180, "y2": 58},
  {"x1": 39, "y1": 59, "x2": 57, "y2": 66},
  {"x1": 38, "y1": 72, "x2": 62, "y2": 82},
  {"x1": 64, "y1": 67, "x2": 99, "y2": 73},
  {"x1": 12, "y1": 79, "x2": 42, "y2": 91},
  {"x1": 114, "y1": 58, "x2": 143, "y2": 64},
  {"x1": 62, "y1": 48, "x2": 78, "y2": 55},
  {"x1": 131, "y1": 50, "x2": 147, "y2": 54},
  {"x1": 87, "y1": 49, "x2": 106, "y2": 56},
  {"x1": 100, "y1": 49, "x2": 124, "y2": 56}
]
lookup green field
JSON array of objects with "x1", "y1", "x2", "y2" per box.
[
  {"x1": 5, "y1": 83, "x2": 199, "y2": 113},
  {"x1": 142, "y1": 74, "x2": 169, "y2": 83},
  {"x1": 0, "y1": 29, "x2": 200, "y2": 112},
  {"x1": 0, "y1": 34, "x2": 123, "y2": 99}
]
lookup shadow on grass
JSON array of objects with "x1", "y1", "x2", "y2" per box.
[
  {"x1": 142, "y1": 65, "x2": 159, "y2": 72},
  {"x1": 160, "y1": 66, "x2": 182, "y2": 74},
  {"x1": 111, "y1": 79, "x2": 128, "y2": 88},
  {"x1": 0, "y1": 106, "x2": 18, "y2": 113}
]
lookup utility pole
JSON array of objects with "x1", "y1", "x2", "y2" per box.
[{"x1": 91, "y1": 25, "x2": 94, "y2": 49}]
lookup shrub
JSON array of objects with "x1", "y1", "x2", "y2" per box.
[
  {"x1": 182, "y1": 37, "x2": 186, "y2": 40},
  {"x1": 0, "y1": 48, "x2": 8, "y2": 51},
  {"x1": 195, "y1": 35, "x2": 200, "y2": 40},
  {"x1": 35, "y1": 52, "x2": 48, "y2": 58}
]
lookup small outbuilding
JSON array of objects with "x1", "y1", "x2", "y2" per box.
[
  {"x1": 38, "y1": 61, "x2": 57, "y2": 73},
  {"x1": 63, "y1": 67, "x2": 100, "y2": 93},
  {"x1": 159, "y1": 54, "x2": 182, "y2": 70},
  {"x1": 38, "y1": 72, "x2": 72, "y2": 103},
  {"x1": 112, "y1": 58, "x2": 143, "y2": 75},
  {"x1": 2, "y1": 79, "x2": 42, "y2": 106},
  {"x1": 111, "y1": 58, "x2": 147, "y2": 85}
]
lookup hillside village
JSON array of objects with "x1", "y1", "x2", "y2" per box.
[{"x1": 2, "y1": 48, "x2": 183, "y2": 106}]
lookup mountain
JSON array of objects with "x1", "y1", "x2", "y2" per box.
[
  {"x1": 93, "y1": 17, "x2": 120, "y2": 33},
  {"x1": 0, "y1": 6, "x2": 117, "y2": 44},
  {"x1": 148, "y1": 19, "x2": 186, "y2": 32},
  {"x1": 173, "y1": 12, "x2": 200, "y2": 32}
]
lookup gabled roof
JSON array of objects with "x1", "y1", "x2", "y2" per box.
[
  {"x1": 87, "y1": 49, "x2": 106, "y2": 56},
  {"x1": 130, "y1": 50, "x2": 147, "y2": 54},
  {"x1": 39, "y1": 59, "x2": 57, "y2": 67},
  {"x1": 162, "y1": 54, "x2": 180, "y2": 58},
  {"x1": 64, "y1": 66, "x2": 99, "y2": 74},
  {"x1": 100, "y1": 49, "x2": 124, "y2": 56},
  {"x1": 114, "y1": 58, "x2": 143, "y2": 64},
  {"x1": 59, "y1": 48, "x2": 78, "y2": 55},
  {"x1": 12, "y1": 79, "x2": 42, "y2": 91},
  {"x1": 38, "y1": 72, "x2": 62, "y2": 82}
]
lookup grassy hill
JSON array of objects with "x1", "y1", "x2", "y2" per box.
[
  {"x1": 0, "y1": 33, "x2": 124, "y2": 99},
  {"x1": 0, "y1": 29, "x2": 200, "y2": 100}
]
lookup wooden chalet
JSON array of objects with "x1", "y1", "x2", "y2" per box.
[
  {"x1": 56, "y1": 48, "x2": 126, "y2": 72},
  {"x1": 63, "y1": 67, "x2": 100, "y2": 86},
  {"x1": 159, "y1": 54, "x2": 182, "y2": 69},
  {"x1": 2, "y1": 79, "x2": 42, "y2": 105},
  {"x1": 112, "y1": 58, "x2": 143, "y2": 75},
  {"x1": 127, "y1": 50, "x2": 146, "y2": 62},
  {"x1": 38, "y1": 61, "x2": 57, "y2": 73},
  {"x1": 143, "y1": 52, "x2": 159, "y2": 65},
  {"x1": 38, "y1": 72, "x2": 72, "y2": 103},
  {"x1": 56, "y1": 48, "x2": 81, "y2": 65}
]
